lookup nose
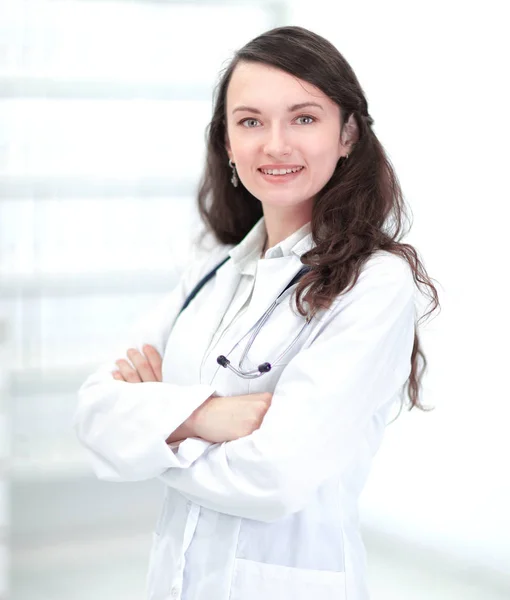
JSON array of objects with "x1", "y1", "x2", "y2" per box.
[{"x1": 263, "y1": 124, "x2": 292, "y2": 158}]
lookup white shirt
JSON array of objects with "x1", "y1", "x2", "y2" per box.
[{"x1": 74, "y1": 217, "x2": 416, "y2": 600}]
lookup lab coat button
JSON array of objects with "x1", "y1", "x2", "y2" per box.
[{"x1": 170, "y1": 585, "x2": 180, "y2": 599}]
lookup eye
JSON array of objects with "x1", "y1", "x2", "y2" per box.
[
  {"x1": 239, "y1": 118, "x2": 261, "y2": 128},
  {"x1": 295, "y1": 115, "x2": 315, "y2": 125}
]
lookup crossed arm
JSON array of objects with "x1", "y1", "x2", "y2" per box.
[
  {"x1": 76, "y1": 254, "x2": 416, "y2": 522},
  {"x1": 112, "y1": 344, "x2": 272, "y2": 445}
]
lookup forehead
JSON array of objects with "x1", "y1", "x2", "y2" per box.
[{"x1": 226, "y1": 61, "x2": 336, "y2": 113}]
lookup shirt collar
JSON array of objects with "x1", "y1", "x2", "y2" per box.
[
  {"x1": 265, "y1": 220, "x2": 313, "y2": 260},
  {"x1": 229, "y1": 217, "x2": 313, "y2": 275}
]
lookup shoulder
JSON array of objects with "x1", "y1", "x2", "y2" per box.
[
  {"x1": 303, "y1": 250, "x2": 417, "y2": 355},
  {"x1": 360, "y1": 249, "x2": 414, "y2": 288},
  {"x1": 181, "y1": 228, "x2": 234, "y2": 290},
  {"x1": 326, "y1": 250, "x2": 415, "y2": 318}
]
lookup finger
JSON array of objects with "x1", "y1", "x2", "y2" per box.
[
  {"x1": 127, "y1": 348, "x2": 158, "y2": 383},
  {"x1": 112, "y1": 371, "x2": 125, "y2": 381},
  {"x1": 143, "y1": 344, "x2": 163, "y2": 382},
  {"x1": 115, "y1": 359, "x2": 142, "y2": 383}
]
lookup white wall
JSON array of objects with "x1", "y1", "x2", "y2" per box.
[
  {"x1": 290, "y1": 0, "x2": 510, "y2": 578},
  {"x1": 0, "y1": 314, "x2": 11, "y2": 598}
]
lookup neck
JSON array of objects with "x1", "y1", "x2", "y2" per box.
[{"x1": 262, "y1": 203, "x2": 312, "y2": 250}]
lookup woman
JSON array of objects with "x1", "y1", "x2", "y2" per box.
[{"x1": 74, "y1": 26, "x2": 438, "y2": 600}]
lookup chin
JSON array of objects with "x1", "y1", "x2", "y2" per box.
[{"x1": 259, "y1": 193, "x2": 312, "y2": 210}]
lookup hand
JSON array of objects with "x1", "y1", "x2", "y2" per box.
[
  {"x1": 186, "y1": 392, "x2": 273, "y2": 443},
  {"x1": 112, "y1": 344, "x2": 162, "y2": 383}
]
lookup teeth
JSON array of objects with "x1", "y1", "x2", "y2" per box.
[{"x1": 260, "y1": 166, "x2": 303, "y2": 175}]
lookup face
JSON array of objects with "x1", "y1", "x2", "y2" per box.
[{"x1": 225, "y1": 61, "x2": 350, "y2": 214}]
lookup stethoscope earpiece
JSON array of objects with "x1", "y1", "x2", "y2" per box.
[{"x1": 217, "y1": 355, "x2": 229, "y2": 368}]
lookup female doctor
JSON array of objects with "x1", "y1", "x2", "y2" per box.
[{"x1": 74, "y1": 26, "x2": 439, "y2": 600}]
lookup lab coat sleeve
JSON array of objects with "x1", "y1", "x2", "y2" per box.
[
  {"x1": 158, "y1": 253, "x2": 416, "y2": 521},
  {"x1": 73, "y1": 243, "x2": 227, "y2": 482}
]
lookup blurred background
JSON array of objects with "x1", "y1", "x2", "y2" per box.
[{"x1": 1, "y1": 0, "x2": 509, "y2": 599}]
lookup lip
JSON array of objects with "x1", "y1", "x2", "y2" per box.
[
  {"x1": 258, "y1": 164, "x2": 304, "y2": 170},
  {"x1": 257, "y1": 166, "x2": 305, "y2": 185}
]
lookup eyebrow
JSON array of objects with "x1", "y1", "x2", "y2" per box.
[{"x1": 232, "y1": 102, "x2": 324, "y2": 115}]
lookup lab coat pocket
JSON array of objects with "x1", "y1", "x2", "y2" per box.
[{"x1": 229, "y1": 558, "x2": 346, "y2": 600}]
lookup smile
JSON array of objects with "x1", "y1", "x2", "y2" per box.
[
  {"x1": 257, "y1": 166, "x2": 305, "y2": 185},
  {"x1": 259, "y1": 166, "x2": 304, "y2": 176}
]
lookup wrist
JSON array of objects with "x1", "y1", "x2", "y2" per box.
[
  {"x1": 185, "y1": 406, "x2": 202, "y2": 439},
  {"x1": 187, "y1": 393, "x2": 215, "y2": 438},
  {"x1": 166, "y1": 419, "x2": 194, "y2": 444},
  {"x1": 179, "y1": 417, "x2": 196, "y2": 439}
]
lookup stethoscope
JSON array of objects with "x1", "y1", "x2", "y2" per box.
[
  {"x1": 177, "y1": 256, "x2": 312, "y2": 380},
  {"x1": 217, "y1": 265, "x2": 312, "y2": 379}
]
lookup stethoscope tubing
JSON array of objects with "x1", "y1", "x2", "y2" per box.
[{"x1": 216, "y1": 266, "x2": 312, "y2": 379}]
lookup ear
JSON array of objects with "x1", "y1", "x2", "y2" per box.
[{"x1": 339, "y1": 113, "x2": 359, "y2": 156}]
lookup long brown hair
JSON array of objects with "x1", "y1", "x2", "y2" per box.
[{"x1": 197, "y1": 26, "x2": 439, "y2": 410}]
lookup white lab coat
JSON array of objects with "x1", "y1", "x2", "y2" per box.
[{"x1": 74, "y1": 219, "x2": 416, "y2": 600}]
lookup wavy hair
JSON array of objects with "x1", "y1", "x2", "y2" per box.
[{"x1": 197, "y1": 26, "x2": 439, "y2": 410}]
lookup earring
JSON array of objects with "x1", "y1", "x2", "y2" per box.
[{"x1": 229, "y1": 159, "x2": 239, "y2": 188}]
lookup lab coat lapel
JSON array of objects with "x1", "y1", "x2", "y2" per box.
[
  {"x1": 242, "y1": 255, "x2": 304, "y2": 330},
  {"x1": 201, "y1": 255, "x2": 243, "y2": 339}
]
